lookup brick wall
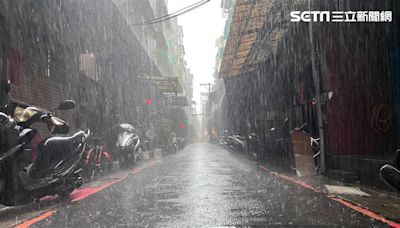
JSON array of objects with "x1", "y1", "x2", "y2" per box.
[
  {"x1": 8, "y1": 28, "x2": 70, "y2": 137},
  {"x1": 1, "y1": 0, "x2": 164, "y2": 139}
]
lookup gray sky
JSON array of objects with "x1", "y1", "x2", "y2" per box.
[{"x1": 168, "y1": 0, "x2": 226, "y2": 113}]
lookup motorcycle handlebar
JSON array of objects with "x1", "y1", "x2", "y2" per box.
[{"x1": 84, "y1": 129, "x2": 91, "y2": 139}]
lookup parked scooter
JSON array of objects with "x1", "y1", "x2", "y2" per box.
[
  {"x1": 269, "y1": 117, "x2": 294, "y2": 172},
  {"x1": 166, "y1": 133, "x2": 178, "y2": 153},
  {"x1": 218, "y1": 135, "x2": 227, "y2": 147},
  {"x1": 224, "y1": 132, "x2": 236, "y2": 150},
  {"x1": 219, "y1": 130, "x2": 229, "y2": 148},
  {"x1": 224, "y1": 135, "x2": 234, "y2": 150},
  {"x1": 141, "y1": 136, "x2": 151, "y2": 152},
  {"x1": 0, "y1": 98, "x2": 89, "y2": 206},
  {"x1": 248, "y1": 133, "x2": 261, "y2": 160},
  {"x1": 380, "y1": 149, "x2": 400, "y2": 192},
  {"x1": 177, "y1": 137, "x2": 186, "y2": 150},
  {"x1": 225, "y1": 133, "x2": 247, "y2": 152},
  {"x1": 80, "y1": 142, "x2": 96, "y2": 181},
  {"x1": 80, "y1": 136, "x2": 113, "y2": 180},
  {"x1": 92, "y1": 137, "x2": 113, "y2": 174},
  {"x1": 116, "y1": 123, "x2": 141, "y2": 169},
  {"x1": 136, "y1": 123, "x2": 151, "y2": 152}
]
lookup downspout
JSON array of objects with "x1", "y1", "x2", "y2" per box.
[
  {"x1": 308, "y1": 0, "x2": 326, "y2": 174},
  {"x1": 0, "y1": 2, "x2": 9, "y2": 106},
  {"x1": 391, "y1": 1, "x2": 400, "y2": 146}
]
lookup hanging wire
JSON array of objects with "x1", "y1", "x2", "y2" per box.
[
  {"x1": 137, "y1": 0, "x2": 208, "y2": 24},
  {"x1": 134, "y1": 0, "x2": 211, "y2": 26}
]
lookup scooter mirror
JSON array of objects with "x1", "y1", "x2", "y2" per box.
[{"x1": 56, "y1": 100, "x2": 76, "y2": 110}]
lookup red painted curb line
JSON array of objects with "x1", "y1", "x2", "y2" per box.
[
  {"x1": 131, "y1": 167, "x2": 145, "y2": 175},
  {"x1": 329, "y1": 196, "x2": 400, "y2": 228},
  {"x1": 15, "y1": 210, "x2": 56, "y2": 228},
  {"x1": 70, "y1": 177, "x2": 124, "y2": 202},
  {"x1": 14, "y1": 161, "x2": 157, "y2": 228},
  {"x1": 259, "y1": 165, "x2": 400, "y2": 228},
  {"x1": 279, "y1": 174, "x2": 320, "y2": 192}
]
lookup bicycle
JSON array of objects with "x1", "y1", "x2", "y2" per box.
[{"x1": 311, "y1": 136, "x2": 320, "y2": 171}]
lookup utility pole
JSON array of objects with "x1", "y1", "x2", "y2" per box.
[{"x1": 308, "y1": 0, "x2": 326, "y2": 174}]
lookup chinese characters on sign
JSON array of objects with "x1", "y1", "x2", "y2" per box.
[{"x1": 290, "y1": 11, "x2": 392, "y2": 23}]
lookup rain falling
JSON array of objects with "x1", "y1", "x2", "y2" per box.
[{"x1": 0, "y1": 0, "x2": 399, "y2": 227}]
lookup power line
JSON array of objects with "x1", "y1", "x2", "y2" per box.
[
  {"x1": 138, "y1": 0, "x2": 207, "y2": 24},
  {"x1": 140, "y1": 0, "x2": 210, "y2": 25},
  {"x1": 134, "y1": 0, "x2": 210, "y2": 26}
]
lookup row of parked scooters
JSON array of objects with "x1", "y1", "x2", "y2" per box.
[
  {"x1": 78, "y1": 122, "x2": 150, "y2": 181},
  {"x1": 219, "y1": 122, "x2": 400, "y2": 193},
  {"x1": 219, "y1": 121, "x2": 319, "y2": 172},
  {"x1": 0, "y1": 84, "x2": 154, "y2": 206}
]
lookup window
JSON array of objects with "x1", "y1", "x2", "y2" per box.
[
  {"x1": 46, "y1": 50, "x2": 51, "y2": 77},
  {"x1": 79, "y1": 53, "x2": 98, "y2": 81}
]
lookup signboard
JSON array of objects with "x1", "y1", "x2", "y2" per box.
[
  {"x1": 170, "y1": 96, "x2": 188, "y2": 107},
  {"x1": 145, "y1": 76, "x2": 182, "y2": 94}
]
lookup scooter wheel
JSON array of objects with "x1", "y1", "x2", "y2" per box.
[
  {"x1": 57, "y1": 188, "x2": 73, "y2": 199},
  {"x1": 119, "y1": 153, "x2": 129, "y2": 170},
  {"x1": 107, "y1": 161, "x2": 113, "y2": 172},
  {"x1": 119, "y1": 158, "x2": 126, "y2": 169},
  {"x1": 103, "y1": 160, "x2": 113, "y2": 173}
]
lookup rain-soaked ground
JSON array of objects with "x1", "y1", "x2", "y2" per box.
[{"x1": 30, "y1": 143, "x2": 386, "y2": 227}]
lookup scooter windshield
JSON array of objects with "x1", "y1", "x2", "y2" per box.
[{"x1": 14, "y1": 106, "x2": 39, "y2": 123}]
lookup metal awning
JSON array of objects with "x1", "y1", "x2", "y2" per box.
[
  {"x1": 169, "y1": 95, "x2": 188, "y2": 107},
  {"x1": 219, "y1": 0, "x2": 275, "y2": 78},
  {"x1": 145, "y1": 76, "x2": 183, "y2": 94}
]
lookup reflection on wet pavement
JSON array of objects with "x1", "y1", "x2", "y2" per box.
[{"x1": 33, "y1": 143, "x2": 387, "y2": 227}]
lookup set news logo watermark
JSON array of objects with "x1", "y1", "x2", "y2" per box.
[{"x1": 290, "y1": 11, "x2": 392, "y2": 23}]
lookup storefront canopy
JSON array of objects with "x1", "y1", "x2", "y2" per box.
[{"x1": 145, "y1": 76, "x2": 182, "y2": 94}]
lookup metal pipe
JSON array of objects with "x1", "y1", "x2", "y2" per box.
[{"x1": 308, "y1": 0, "x2": 326, "y2": 174}]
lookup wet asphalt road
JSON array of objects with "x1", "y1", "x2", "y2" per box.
[{"x1": 33, "y1": 143, "x2": 385, "y2": 227}]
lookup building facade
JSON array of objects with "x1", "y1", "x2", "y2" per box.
[
  {"x1": 220, "y1": 0, "x2": 398, "y2": 187},
  {"x1": 113, "y1": 0, "x2": 195, "y2": 135},
  {"x1": 0, "y1": 0, "x2": 166, "y2": 140}
]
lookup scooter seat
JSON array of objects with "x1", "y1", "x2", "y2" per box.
[
  {"x1": 380, "y1": 164, "x2": 400, "y2": 192},
  {"x1": 234, "y1": 135, "x2": 246, "y2": 140},
  {"x1": 43, "y1": 131, "x2": 85, "y2": 147},
  {"x1": 29, "y1": 131, "x2": 86, "y2": 178}
]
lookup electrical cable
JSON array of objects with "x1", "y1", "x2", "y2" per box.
[
  {"x1": 137, "y1": 0, "x2": 208, "y2": 24},
  {"x1": 134, "y1": 0, "x2": 210, "y2": 25},
  {"x1": 141, "y1": 0, "x2": 209, "y2": 25}
]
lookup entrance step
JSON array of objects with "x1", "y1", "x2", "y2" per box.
[{"x1": 326, "y1": 169, "x2": 360, "y2": 184}]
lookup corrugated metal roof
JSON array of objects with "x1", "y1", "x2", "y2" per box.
[
  {"x1": 219, "y1": 0, "x2": 275, "y2": 78},
  {"x1": 219, "y1": 0, "x2": 295, "y2": 78}
]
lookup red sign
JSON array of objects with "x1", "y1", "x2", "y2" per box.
[
  {"x1": 146, "y1": 99, "x2": 152, "y2": 106},
  {"x1": 311, "y1": 98, "x2": 318, "y2": 106},
  {"x1": 179, "y1": 123, "x2": 186, "y2": 129}
]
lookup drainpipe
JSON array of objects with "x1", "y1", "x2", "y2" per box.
[
  {"x1": 391, "y1": 0, "x2": 400, "y2": 144},
  {"x1": 308, "y1": 0, "x2": 326, "y2": 174},
  {"x1": 0, "y1": 9, "x2": 10, "y2": 106}
]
